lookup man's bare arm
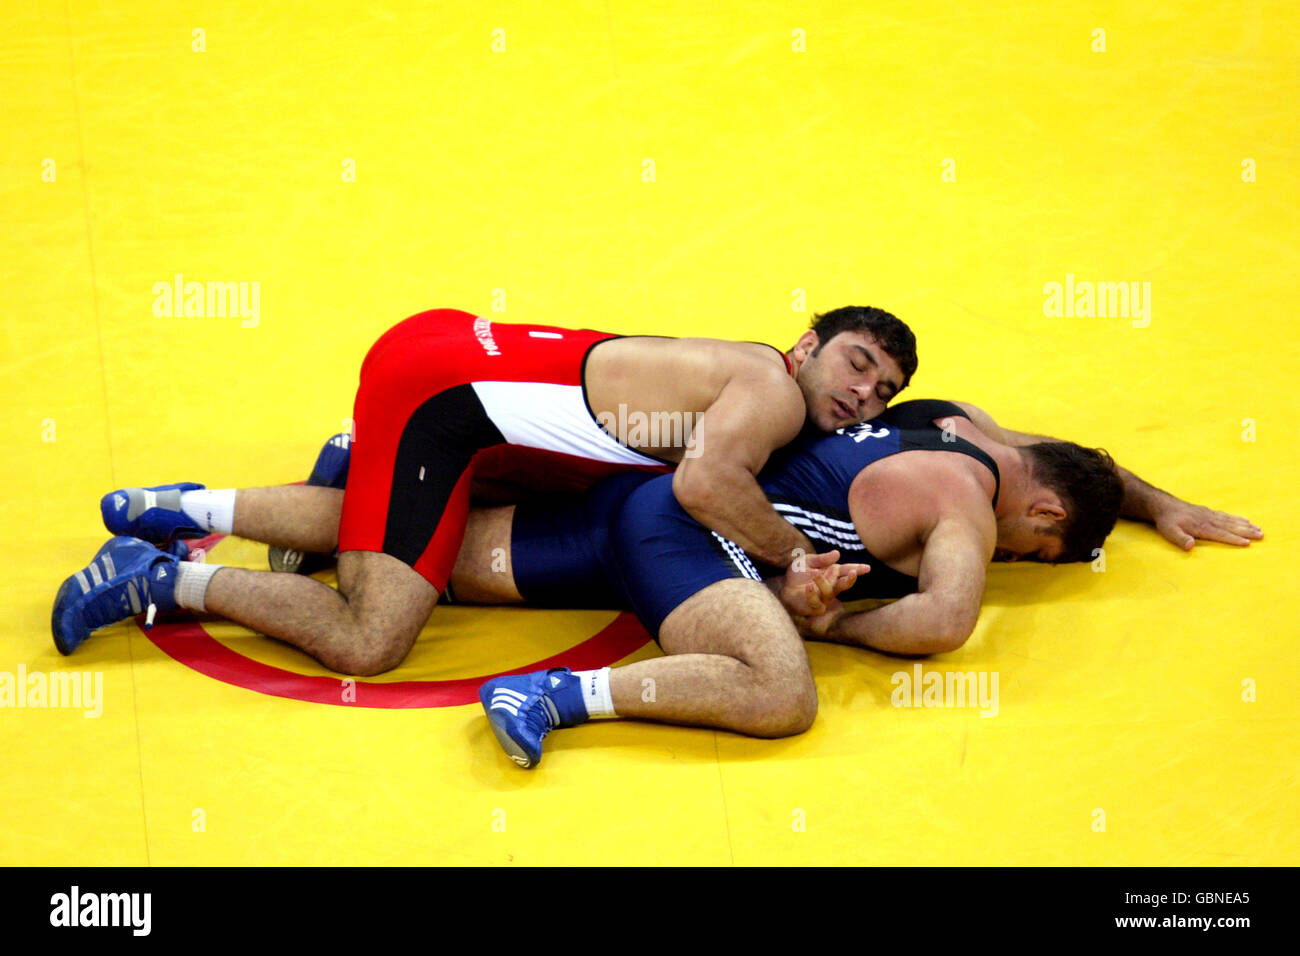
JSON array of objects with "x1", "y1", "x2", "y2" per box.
[
  {"x1": 672, "y1": 367, "x2": 813, "y2": 567},
  {"x1": 954, "y1": 401, "x2": 1263, "y2": 550},
  {"x1": 807, "y1": 514, "x2": 989, "y2": 655}
]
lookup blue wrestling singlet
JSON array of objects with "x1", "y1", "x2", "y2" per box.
[{"x1": 512, "y1": 400, "x2": 1000, "y2": 638}]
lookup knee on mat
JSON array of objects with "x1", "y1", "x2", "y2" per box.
[
  {"x1": 746, "y1": 675, "x2": 819, "y2": 738},
  {"x1": 331, "y1": 632, "x2": 411, "y2": 677}
]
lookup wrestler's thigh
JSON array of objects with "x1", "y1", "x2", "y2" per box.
[
  {"x1": 449, "y1": 506, "x2": 523, "y2": 603},
  {"x1": 659, "y1": 577, "x2": 812, "y2": 681}
]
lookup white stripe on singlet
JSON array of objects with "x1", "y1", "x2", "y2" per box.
[
  {"x1": 711, "y1": 532, "x2": 761, "y2": 581},
  {"x1": 772, "y1": 503, "x2": 863, "y2": 550}
]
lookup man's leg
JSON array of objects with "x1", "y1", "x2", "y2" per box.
[
  {"x1": 479, "y1": 472, "x2": 821, "y2": 767},
  {"x1": 456, "y1": 481, "x2": 837, "y2": 736},
  {"x1": 605, "y1": 578, "x2": 817, "y2": 737},
  {"x1": 446, "y1": 506, "x2": 524, "y2": 604},
  {"x1": 89, "y1": 474, "x2": 455, "y2": 673},
  {"x1": 203, "y1": 311, "x2": 490, "y2": 664},
  {"x1": 600, "y1": 474, "x2": 816, "y2": 736},
  {"x1": 231, "y1": 485, "x2": 342, "y2": 553},
  {"x1": 102, "y1": 483, "x2": 343, "y2": 553},
  {"x1": 456, "y1": 480, "x2": 816, "y2": 735},
  {"x1": 479, "y1": 576, "x2": 816, "y2": 767},
  {"x1": 202, "y1": 550, "x2": 437, "y2": 675}
]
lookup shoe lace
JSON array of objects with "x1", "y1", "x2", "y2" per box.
[
  {"x1": 524, "y1": 692, "x2": 561, "y2": 740},
  {"x1": 141, "y1": 555, "x2": 172, "y2": 631}
]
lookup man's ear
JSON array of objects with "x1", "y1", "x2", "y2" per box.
[
  {"x1": 1030, "y1": 496, "x2": 1068, "y2": 522},
  {"x1": 792, "y1": 330, "x2": 820, "y2": 362}
]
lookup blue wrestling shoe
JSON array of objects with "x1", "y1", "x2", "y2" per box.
[
  {"x1": 479, "y1": 668, "x2": 589, "y2": 769},
  {"x1": 165, "y1": 539, "x2": 195, "y2": 560},
  {"x1": 51, "y1": 537, "x2": 182, "y2": 655},
  {"x1": 269, "y1": 432, "x2": 352, "y2": 574},
  {"x1": 101, "y1": 482, "x2": 206, "y2": 544}
]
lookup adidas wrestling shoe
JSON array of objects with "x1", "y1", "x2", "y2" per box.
[
  {"x1": 479, "y1": 668, "x2": 588, "y2": 769},
  {"x1": 101, "y1": 483, "x2": 207, "y2": 544},
  {"x1": 269, "y1": 432, "x2": 352, "y2": 574},
  {"x1": 51, "y1": 537, "x2": 182, "y2": 655}
]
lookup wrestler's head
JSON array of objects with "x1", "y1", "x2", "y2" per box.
[
  {"x1": 993, "y1": 442, "x2": 1124, "y2": 563},
  {"x1": 789, "y1": 306, "x2": 917, "y2": 431}
]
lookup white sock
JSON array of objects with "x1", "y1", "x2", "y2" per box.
[
  {"x1": 175, "y1": 562, "x2": 224, "y2": 611},
  {"x1": 573, "y1": 667, "x2": 616, "y2": 718},
  {"x1": 179, "y1": 489, "x2": 237, "y2": 534}
]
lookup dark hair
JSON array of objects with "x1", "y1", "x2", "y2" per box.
[
  {"x1": 809, "y1": 306, "x2": 918, "y2": 390},
  {"x1": 1021, "y1": 442, "x2": 1124, "y2": 563}
]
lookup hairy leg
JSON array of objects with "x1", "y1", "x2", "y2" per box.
[
  {"x1": 229, "y1": 484, "x2": 522, "y2": 607},
  {"x1": 603, "y1": 578, "x2": 817, "y2": 738},
  {"x1": 448, "y1": 506, "x2": 523, "y2": 603},
  {"x1": 202, "y1": 550, "x2": 438, "y2": 675},
  {"x1": 230, "y1": 485, "x2": 342, "y2": 552}
]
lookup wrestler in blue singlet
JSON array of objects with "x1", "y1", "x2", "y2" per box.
[{"x1": 511, "y1": 400, "x2": 1000, "y2": 638}]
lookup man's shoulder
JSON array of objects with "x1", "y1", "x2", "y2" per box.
[
  {"x1": 849, "y1": 450, "x2": 994, "y2": 529},
  {"x1": 675, "y1": 336, "x2": 793, "y2": 375},
  {"x1": 605, "y1": 335, "x2": 793, "y2": 381}
]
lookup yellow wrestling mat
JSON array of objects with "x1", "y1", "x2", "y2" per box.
[{"x1": 2, "y1": 1, "x2": 1296, "y2": 865}]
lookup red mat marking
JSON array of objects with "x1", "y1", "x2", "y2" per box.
[{"x1": 139, "y1": 533, "x2": 651, "y2": 708}]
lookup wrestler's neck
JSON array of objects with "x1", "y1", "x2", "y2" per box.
[
  {"x1": 990, "y1": 448, "x2": 1036, "y2": 520},
  {"x1": 933, "y1": 416, "x2": 1027, "y2": 516}
]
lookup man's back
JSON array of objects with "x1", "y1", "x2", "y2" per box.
[
  {"x1": 582, "y1": 334, "x2": 800, "y2": 463},
  {"x1": 755, "y1": 400, "x2": 1002, "y2": 596}
]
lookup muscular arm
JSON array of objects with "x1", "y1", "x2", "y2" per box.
[
  {"x1": 815, "y1": 515, "x2": 989, "y2": 655},
  {"x1": 954, "y1": 402, "x2": 1263, "y2": 550},
  {"x1": 672, "y1": 369, "x2": 814, "y2": 567},
  {"x1": 801, "y1": 462, "x2": 994, "y2": 654}
]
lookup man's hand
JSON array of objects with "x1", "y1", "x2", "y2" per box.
[
  {"x1": 767, "y1": 549, "x2": 868, "y2": 630},
  {"x1": 1152, "y1": 500, "x2": 1264, "y2": 550}
]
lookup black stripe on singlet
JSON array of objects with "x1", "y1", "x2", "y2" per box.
[
  {"x1": 881, "y1": 399, "x2": 1001, "y2": 506},
  {"x1": 383, "y1": 384, "x2": 507, "y2": 567}
]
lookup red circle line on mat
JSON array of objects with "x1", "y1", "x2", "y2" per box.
[{"x1": 139, "y1": 532, "x2": 651, "y2": 708}]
